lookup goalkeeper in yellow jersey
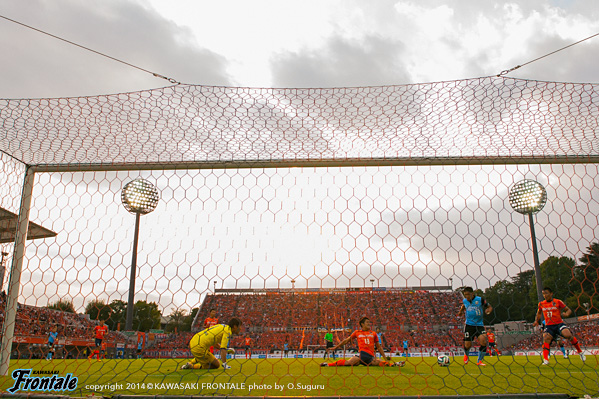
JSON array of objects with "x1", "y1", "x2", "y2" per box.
[{"x1": 181, "y1": 318, "x2": 242, "y2": 370}]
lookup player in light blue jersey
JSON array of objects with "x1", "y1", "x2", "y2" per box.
[
  {"x1": 375, "y1": 328, "x2": 383, "y2": 358},
  {"x1": 46, "y1": 325, "x2": 58, "y2": 360},
  {"x1": 457, "y1": 287, "x2": 493, "y2": 366}
]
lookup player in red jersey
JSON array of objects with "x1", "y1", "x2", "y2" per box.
[
  {"x1": 204, "y1": 309, "x2": 219, "y2": 328},
  {"x1": 486, "y1": 328, "x2": 496, "y2": 356},
  {"x1": 533, "y1": 287, "x2": 585, "y2": 365},
  {"x1": 204, "y1": 309, "x2": 218, "y2": 354},
  {"x1": 244, "y1": 336, "x2": 253, "y2": 359},
  {"x1": 321, "y1": 317, "x2": 404, "y2": 367},
  {"x1": 89, "y1": 320, "x2": 108, "y2": 361}
]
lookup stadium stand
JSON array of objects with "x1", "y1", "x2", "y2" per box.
[
  {"x1": 509, "y1": 320, "x2": 599, "y2": 352},
  {"x1": 5, "y1": 290, "x2": 596, "y2": 358},
  {"x1": 151, "y1": 288, "x2": 467, "y2": 353},
  {"x1": 0, "y1": 299, "x2": 130, "y2": 359},
  {"x1": 163, "y1": 289, "x2": 597, "y2": 355}
]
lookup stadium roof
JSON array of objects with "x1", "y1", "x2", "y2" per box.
[
  {"x1": 1, "y1": 77, "x2": 598, "y2": 172},
  {"x1": 0, "y1": 207, "x2": 57, "y2": 243}
]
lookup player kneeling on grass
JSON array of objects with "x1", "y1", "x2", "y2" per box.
[
  {"x1": 181, "y1": 318, "x2": 242, "y2": 370},
  {"x1": 321, "y1": 317, "x2": 405, "y2": 368}
]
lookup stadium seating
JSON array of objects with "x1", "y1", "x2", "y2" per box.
[
  {"x1": 4, "y1": 290, "x2": 597, "y2": 357},
  {"x1": 178, "y1": 290, "x2": 466, "y2": 352},
  {"x1": 0, "y1": 298, "x2": 129, "y2": 359},
  {"x1": 510, "y1": 320, "x2": 599, "y2": 352}
]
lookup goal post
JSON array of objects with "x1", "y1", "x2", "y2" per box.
[{"x1": 0, "y1": 77, "x2": 598, "y2": 397}]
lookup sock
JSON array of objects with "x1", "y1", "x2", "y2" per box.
[
  {"x1": 379, "y1": 361, "x2": 390, "y2": 367},
  {"x1": 560, "y1": 346, "x2": 566, "y2": 355},
  {"x1": 570, "y1": 337, "x2": 582, "y2": 353},
  {"x1": 463, "y1": 347, "x2": 469, "y2": 357},
  {"x1": 542, "y1": 343, "x2": 550, "y2": 361},
  {"x1": 478, "y1": 346, "x2": 486, "y2": 362},
  {"x1": 328, "y1": 359, "x2": 346, "y2": 367}
]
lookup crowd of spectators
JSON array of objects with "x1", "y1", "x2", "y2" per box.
[
  {"x1": 150, "y1": 291, "x2": 599, "y2": 354},
  {"x1": 0, "y1": 300, "x2": 128, "y2": 345},
  {"x1": 6, "y1": 290, "x2": 597, "y2": 356},
  {"x1": 571, "y1": 320, "x2": 599, "y2": 346},
  {"x1": 163, "y1": 289, "x2": 466, "y2": 352},
  {"x1": 509, "y1": 320, "x2": 599, "y2": 352},
  {"x1": 150, "y1": 332, "x2": 194, "y2": 350},
  {"x1": 193, "y1": 290, "x2": 463, "y2": 333},
  {"x1": 1, "y1": 288, "x2": 595, "y2": 360}
]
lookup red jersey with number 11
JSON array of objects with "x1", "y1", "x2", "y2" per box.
[
  {"x1": 538, "y1": 299, "x2": 566, "y2": 326},
  {"x1": 350, "y1": 330, "x2": 379, "y2": 356}
]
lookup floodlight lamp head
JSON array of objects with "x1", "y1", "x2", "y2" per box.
[
  {"x1": 508, "y1": 179, "x2": 547, "y2": 215},
  {"x1": 121, "y1": 178, "x2": 160, "y2": 215}
]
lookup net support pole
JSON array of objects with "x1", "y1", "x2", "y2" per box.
[
  {"x1": 0, "y1": 167, "x2": 35, "y2": 375},
  {"x1": 528, "y1": 213, "x2": 544, "y2": 302},
  {"x1": 125, "y1": 212, "x2": 141, "y2": 331}
]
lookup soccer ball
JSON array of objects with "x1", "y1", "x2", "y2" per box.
[{"x1": 437, "y1": 355, "x2": 450, "y2": 367}]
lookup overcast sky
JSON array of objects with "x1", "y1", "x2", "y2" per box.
[
  {"x1": 2, "y1": 1, "x2": 599, "y2": 313},
  {"x1": 1, "y1": 0, "x2": 598, "y2": 99}
]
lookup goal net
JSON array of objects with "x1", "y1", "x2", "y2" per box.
[{"x1": 0, "y1": 77, "x2": 598, "y2": 397}]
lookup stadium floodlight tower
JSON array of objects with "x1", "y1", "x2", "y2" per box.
[
  {"x1": 508, "y1": 179, "x2": 547, "y2": 302},
  {"x1": 121, "y1": 178, "x2": 160, "y2": 331}
]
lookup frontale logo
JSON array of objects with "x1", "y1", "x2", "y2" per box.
[{"x1": 8, "y1": 369, "x2": 78, "y2": 394}]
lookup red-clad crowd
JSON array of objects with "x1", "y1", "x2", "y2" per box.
[
  {"x1": 510, "y1": 320, "x2": 599, "y2": 352},
  {"x1": 193, "y1": 290, "x2": 463, "y2": 332},
  {"x1": 5, "y1": 290, "x2": 596, "y2": 356},
  {"x1": 151, "y1": 332, "x2": 194, "y2": 350},
  {"x1": 145, "y1": 290, "x2": 466, "y2": 352},
  {"x1": 0, "y1": 298, "x2": 128, "y2": 345},
  {"x1": 376, "y1": 291, "x2": 463, "y2": 329}
]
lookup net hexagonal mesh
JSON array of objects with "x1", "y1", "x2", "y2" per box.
[{"x1": 0, "y1": 77, "x2": 598, "y2": 397}]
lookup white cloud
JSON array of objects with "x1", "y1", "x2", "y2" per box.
[
  {"x1": 0, "y1": 0, "x2": 232, "y2": 98},
  {"x1": 270, "y1": 34, "x2": 410, "y2": 87},
  {"x1": 1, "y1": 0, "x2": 598, "y2": 98}
]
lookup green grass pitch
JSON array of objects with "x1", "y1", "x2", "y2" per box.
[{"x1": 0, "y1": 355, "x2": 597, "y2": 397}]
